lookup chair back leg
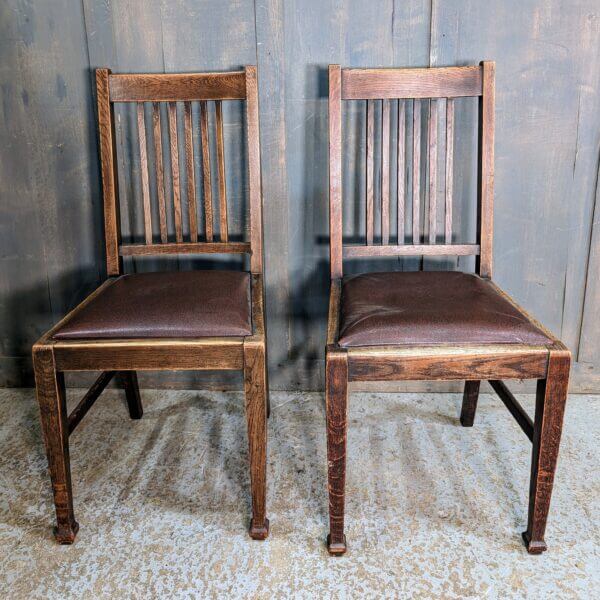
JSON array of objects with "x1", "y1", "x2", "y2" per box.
[
  {"x1": 460, "y1": 380, "x2": 481, "y2": 427},
  {"x1": 33, "y1": 345, "x2": 79, "y2": 544},
  {"x1": 523, "y1": 350, "x2": 570, "y2": 553},
  {"x1": 326, "y1": 349, "x2": 348, "y2": 555},
  {"x1": 243, "y1": 339, "x2": 269, "y2": 539},
  {"x1": 118, "y1": 371, "x2": 143, "y2": 419}
]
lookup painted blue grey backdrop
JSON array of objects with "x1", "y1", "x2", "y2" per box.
[{"x1": 1, "y1": 1, "x2": 599, "y2": 391}]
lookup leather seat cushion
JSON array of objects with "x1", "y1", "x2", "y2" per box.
[
  {"x1": 53, "y1": 271, "x2": 252, "y2": 339},
  {"x1": 338, "y1": 271, "x2": 552, "y2": 347}
]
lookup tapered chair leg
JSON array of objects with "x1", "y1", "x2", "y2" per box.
[
  {"x1": 326, "y1": 350, "x2": 348, "y2": 555},
  {"x1": 118, "y1": 371, "x2": 143, "y2": 419},
  {"x1": 33, "y1": 345, "x2": 79, "y2": 544},
  {"x1": 523, "y1": 350, "x2": 570, "y2": 554},
  {"x1": 243, "y1": 340, "x2": 269, "y2": 540},
  {"x1": 460, "y1": 380, "x2": 481, "y2": 426}
]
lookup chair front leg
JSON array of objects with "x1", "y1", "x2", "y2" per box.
[
  {"x1": 326, "y1": 349, "x2": 348, "y2": 555},
  {"x1": 243, "y1": 339, "x2": 269, "y2": 540},
  {"x1": 523, "y1": 350, "x2": 570, "y2": 554},
  {"x1": 33, "y1": 345, "x2": 79, "y2": 544},
  {"x1": 460, "y1": 380, "x2": 481, "y2": 426},
  {"x1": 117, "y1": 371, "x2": 143, "y2": 419}
]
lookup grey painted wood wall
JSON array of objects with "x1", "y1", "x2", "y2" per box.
[{"x1": 1, "y1": 1, "x2": 599, "y2": 391}]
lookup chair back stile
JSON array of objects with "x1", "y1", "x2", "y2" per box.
[
  {"x1": 328, "y1": 62, "x2": 495, "y2": 279},
  {"x1": 96, "y1": 67, "x2": 264, "y2": 277}
]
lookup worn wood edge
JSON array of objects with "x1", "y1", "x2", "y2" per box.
[
  {"x1": 327, "y1": 280, "x2": 342, "y2": 346},
  {"x1": 343, "y1": 244, "x2": 479, "y2": 257},
  {"x1": 248, "y1": 273, "x2": 266, "y2": 341},
  {"x1": 346, "y1": 343, "x2": 550, "y2": 358},
  {"x1": 109, "y1": 71, "x2": 247, "y2": 102},
  {"x1": 119, "y1": 242, "x2": 251, "y2": 256}
]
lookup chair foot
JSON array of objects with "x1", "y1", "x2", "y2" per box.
[
  {"x1": 54, "y1": 520, "x2": 79, "y2": 545},
  {"x1": 522, "y1": 531, "x2": 547, "y2": 554},
  {"x1": 327, "y1": 534, "x2": 347, "y2": 555},
  {"x1": 249, "y1": 518, "x2": 269, "y2": 540}
]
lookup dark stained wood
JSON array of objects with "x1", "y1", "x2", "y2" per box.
[
  {"x1": 341, "y1": 66, "x2": 483, "y2": 100},
  {"x1": 152, "y1": 102, "x2": 168, "y2": 243},
  {"x1": 34, "y1": 67, "x2": 269, "y2": 543},
  {"x1": 246, "y1": 65, "x2": 264, "y2": 273},
  {"x1": 381, "y1": 99, "x2": 390, "y2": 245},
  {"x1": 109, "y1": 71, "x2": 247, "y2": 102},
  {"x1": 183, "y1": 101, "x2": 198, "y2": 242},
  {"x1": 32, "y1": 345, "x2": 79, "y2": 543},
  {"x1": 96, "y1": 68, "x2": 121, "y2": 276},
  {"x1": 215, "y1": 101, "x2": 229, "y2": 242},
  {"x1": 168, "y1": 102, "x2": 183, "y2": 243},
  {"x1": 120, "y1": 242, "x2": 250, "y2": 256},
  {"x1": 489, "y1": 379, "x2": 534, "y2": 441},
  {"x1": 366, "y1": 100, "x2": 375, "y2": 245},
  {"x1": 200, "y1": 100, "x2": 214, "y2": 242},
  {"x1": 326, "y1": 349, "x2": 348, "y2": 555},
  {"x1": 343, "y1": 243, "x2": 479, "y2": 257},
  {"x1": 523, "y1": 349, "x2": 570, "y2": 554},
  {"x1": 347, "y1": 346, "x2": 549, "y2": 381},
  {"x1": 118, "y1": 371, "x2": 143, "y2": 420},
  {"x1": 137, "y1": 103, "x2": 153, "y2": 244},
  {"x1": 329, "y1": 65, "x2": 343, "y2": 278},
  {"x1": 412, "y1": 99, "x2": 421, "y2": 243},
  {"x1": 428, "y1": 99, "x2": 438, "y2": 244},
  {"x1": 460, "y1": 380, "x2": 480, "y2": 427},
  {"x1": 68, "y1": 370, "x2": 116, "y2": 434},
  {"x1": 397, "y1": 100, "x2": 406, "y2": 244},
  {"x1": 479, "y1": 61, "x2": 495, "y2": 278},
  {"x1": 243, "y1": 338, "x2": 269, "y2": 540},
  {"x1": 445, "y1": 98, "x2": 454, "y2": 243}
]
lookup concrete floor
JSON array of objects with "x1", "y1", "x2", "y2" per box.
[{"x1": 0, "y1": 388, "x2": 598, "y2": 599}]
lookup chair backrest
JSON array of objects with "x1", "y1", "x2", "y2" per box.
[
  {"x1": 96, "y1": 67, "x2": 263, "y2": 276},
  {"x1": 328, "y1": 62, "x2": 495, "y2": 279}
]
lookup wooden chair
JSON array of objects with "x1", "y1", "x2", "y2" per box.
[
  {"x1": 326, "y1": 62, "x2": 570, "y2": 555},
  {"x1": 32, "y1": 67, "x2": 269, "y2": 543}
]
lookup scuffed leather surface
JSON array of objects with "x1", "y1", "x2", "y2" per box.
[
  {"x1": 53, "y1": 271, "x2": 252, "y2": 339},
  {"x1": 338, "y1": 271, "x2": 552, "y2": 347}
]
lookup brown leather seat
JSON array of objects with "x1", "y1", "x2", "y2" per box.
[
  {"x1": 53, "y1": 271, "x2": 252, "y2": 339},
  {"x1": 338, "y1": 271, "x2": 552, "y2": 347}
]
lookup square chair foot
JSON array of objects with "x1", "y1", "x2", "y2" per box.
[
  {"x1": 522, "y1": 531, "x2": 547, "y2": 554},
  {"x1": 249, "y1": 518, "x2": 269, "y2": 540},
  {"x1": 54, "y1": 521, "x2": 79, "y2": 545},
  {"x1": 327, "y1": 534, "x2": 347, "y2": 555}
]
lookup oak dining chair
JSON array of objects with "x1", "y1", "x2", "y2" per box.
[
  {"x1": 32, "y1": 67, "x2": 269, "y2": 543},
  {"x1": 325, "y1": 62, "x2": 570, "y2": 555}
]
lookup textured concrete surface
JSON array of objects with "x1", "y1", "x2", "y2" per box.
[{"x1": 0, "y1": 388, "x2": 598, "y2": 598}]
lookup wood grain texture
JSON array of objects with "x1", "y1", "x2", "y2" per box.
[
  {"x1": 329, "y1": 65, "x2": 343, "y2": 278},
  {"x1": 183, "y1": 101, "x2": 198, "y2": 242},
  {"x1": 109, "y1": 71, "x2": 247, "y2": 102},
  {"x1": 215, "y1": 101, "x2": 229, "y2": 242},
  {"x1": 445, "y1": 98, "x2": 454, "y2": 243},
  {"x1": 168, "y1": 102, "x2": 183, "y2": 243},
  {"x1": 326, "y1": 349, "x2": 348, "y2": 555},
  {"x1": 428, "y1": 99, "x2": 438, "y2": 244},
  {"x1": 397, "y1": 100, "x2": 406, "y2": 244},
  {"x1": 152, "y1": 102, "x2": 168, "y2": 243},
  {"x1": 366, "y1": 100, "x2": 375, "y2": 245},
  {"x1": 343, "y1": 243, "x2": 479, "y2": 257},
  {"x1": 523, "y1": 349, "x2": 570, "y2": 553},
  {"x1": 342, "y1": 66, "x2": 483, "y2": 99},
  {"x1": 381, "y1": 99, "x2": 390, "y2": 245},
  {"x1": 136, "y1": 103, "x2": 153, "y2": 244},
  {"x1": 199, "y1": 100, "x2": 214, "y2": 242},
  {"x1": 412, "y1": 99, "x2": 421, "y2": 243}
]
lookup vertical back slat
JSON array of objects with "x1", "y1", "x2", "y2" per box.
[
  {"x1": 137, "y1": 103, "x2": 153, "y2": 244},
  {"x1": 428, "y1": 99, "x2": 438, "y2": 244},
  {"x1": 183, "y1": 102, "x2": 198, "y2": 243},
  {"x1": 329, "y1": 65, "x2": 343, "y2": 279},
  {"x1": 152, "y1": 103, "x2": 168, "y2": 243},
  {"x1": 168, "y1": 102, "x2": 183, "y2": 243},
  {"x1": 445, "y1": 98, "x2": 454, "y2": 244},
  {"x1": 96, "y1": 68, "x2": 121, "y2": 275},
  {"x1": 366, "y1": 100, "x2": 375, "y2": 245},
  {"x1": 397, "y1": 100, "x2": 406, "y2": 244},
  {"x1": 245, "y1": 65, "x2": 264, "y2": 273},
  {"x1": 412, "y1": 99, "x2": 421, "y2": 243},
  {"x1": 381, "y1": 100, "x2": 390, "y2": 245},
  {"x1": 199, "y1": 100, "x2": 214, "y2": 242},
  {"x1": 215, "y1": 101, "x2": 228, "y2": 242},
  {"x1": 479, "y1": 61, "x2": 495, "y2": 278}
]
